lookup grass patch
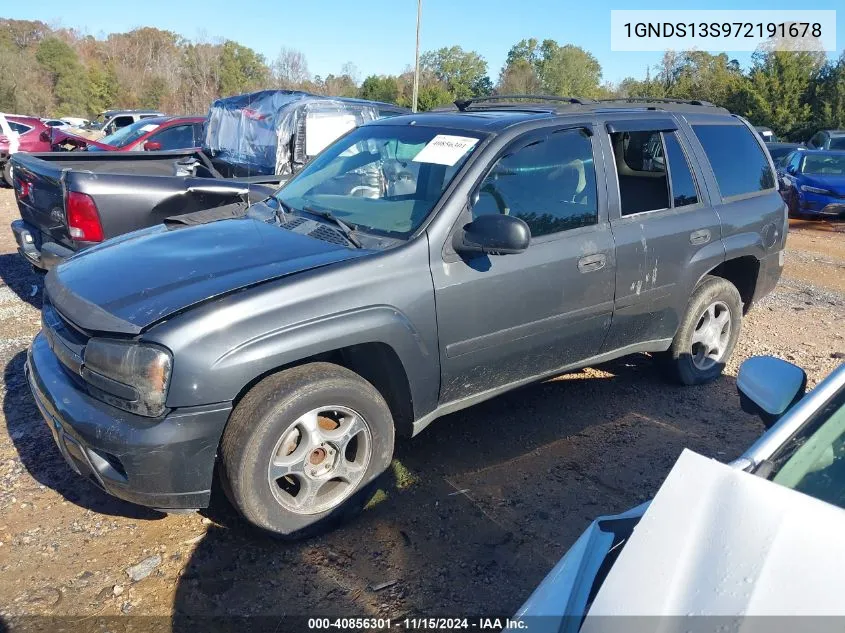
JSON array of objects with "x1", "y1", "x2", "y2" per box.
[
  {"x1": 391, "y1": 459, "x2": 418, "y2": 490},
  {"x1": 364, "y1": 488, "x2": 389, "y2": 510}
]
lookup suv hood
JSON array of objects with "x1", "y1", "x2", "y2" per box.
[{"x1": 46, "y1": 217, "x2": 368, "y2": 334}]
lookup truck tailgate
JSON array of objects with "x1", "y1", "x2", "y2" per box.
[
  {"x1": 11, "y1": 153, "x2": 70, "y2": 249},
  {"x1": 11, "y1": 151, "x2": 274, "y2": 258}
]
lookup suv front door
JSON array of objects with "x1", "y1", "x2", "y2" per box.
[{"x1": 431, "y1": 124, "x2": 616, "y2": 403}]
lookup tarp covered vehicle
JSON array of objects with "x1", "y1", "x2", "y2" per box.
[{"x1": 204, "y1": 90, "x2": 407, "y2": 178}]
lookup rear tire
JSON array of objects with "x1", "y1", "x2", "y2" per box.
[
  {"x1": 220, "y1": 362, "x2": 395, "y2": 539},
  {"x1": 659, "y1": 275, "x2": 743, "y2": 385},
  {"x1": 2, "y1": 161, "x2": 11, "y2": 188}
]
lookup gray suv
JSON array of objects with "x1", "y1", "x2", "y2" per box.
[{"x1": 25, "y1": 96, "x2": 787, "y2": 537}]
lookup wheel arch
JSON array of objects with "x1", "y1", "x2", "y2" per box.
[
  {"x1": 228, "y1": 341, "x2": 417, "y2": 439},
  {"x1": 704, "y1": 255, "x2": 761, "y2": 313}
]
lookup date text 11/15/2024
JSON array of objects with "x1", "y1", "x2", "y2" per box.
[{"x1": 307, "y1": 617, "x2": 529, "y2": 630}]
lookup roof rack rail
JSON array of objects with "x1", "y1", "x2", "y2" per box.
[
  {"x1": 454, "y1": 94, "x2": 595, "y2": 111},
  {"x1": 596, "y1": 97, "x2": 716, "y2": 107}
]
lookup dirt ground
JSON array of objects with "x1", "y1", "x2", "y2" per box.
[{"x1": 0, "y1": 187, "x2": 843, "y2": 629}]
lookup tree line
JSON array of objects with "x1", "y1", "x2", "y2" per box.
[{"x1": 1, "y1": 19, "x2": 843, "y2": 140}]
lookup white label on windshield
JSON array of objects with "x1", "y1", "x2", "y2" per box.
[
  {"x1": 305, "y1": 114, "x2": 357, "y2": 156},
  {"x1": 412, "y1": 135, "x2": 478, "y2": 166},
  {"x1": 140, "y1": 124, "x2": 160, "y2": 132}
]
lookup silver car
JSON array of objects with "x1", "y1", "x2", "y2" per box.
[{"x1": 512, "y1": 356, "x2": 845, "y2": 631}]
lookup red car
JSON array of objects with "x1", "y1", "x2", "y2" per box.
[
  {"x1": 51, "y1": 116, "x2": 205, "y2": 153},
  {"x1": 1, "y1": 115, "x2": 53, "y2": 186}
]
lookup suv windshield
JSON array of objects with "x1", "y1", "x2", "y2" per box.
[
  {"x1": 95, "y1": 119, "x2": 161, "y2": 149},
  {"x1": 769, "y1": 382, "x2": 845, "y2": 509},
  {"x1": 276, "y1": 125, "x2": 483, "y2": 238}
]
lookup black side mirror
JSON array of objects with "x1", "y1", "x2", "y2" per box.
[
  {"x1": 453, "y1": 214, "x2": 530, "y2": 256},
  {"x1": 737, "y1": 356, "x2": 807, "y2": 429}
]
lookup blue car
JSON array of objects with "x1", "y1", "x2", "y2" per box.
[{"x1": 778, "y1": 149, "x2": 845, "y2": 218}]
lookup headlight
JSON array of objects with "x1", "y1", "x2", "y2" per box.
[
  {"x1": 83, "y1": 339, "x2": 172, "y2": 417},
  {"x1": 800, "y1": 185, "x2": 832, "y2": 195}
]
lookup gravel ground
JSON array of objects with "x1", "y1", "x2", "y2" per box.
[{"x1": 0, "y1": 187, "x2": 843, "y2": 629}]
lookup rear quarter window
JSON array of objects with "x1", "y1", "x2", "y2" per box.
[
  {"x1": 692, "y1": 123, "x2": 775, "y2": 199},
  {"x1": 8, "y1": 122, "x2": 33, "y2": 134}
]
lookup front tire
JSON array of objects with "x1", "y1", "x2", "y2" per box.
[
  {"x1": 660, "y1": 275, "x2": 743, "y2": 385},
  {"x1": 220, "y1": 362, "x2": 395, "y2": 538}
]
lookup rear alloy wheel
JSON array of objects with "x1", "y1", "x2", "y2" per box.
[
  {"x1": 221, "y1": 363, "x2": 394, "y2": 538},
  {"x1": 660, "y1": 275, "x2": 742, "y2": 385}
]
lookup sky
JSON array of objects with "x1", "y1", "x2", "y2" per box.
[{"x1": 4, "y1": 0, "x2": 844, "y2": 85}]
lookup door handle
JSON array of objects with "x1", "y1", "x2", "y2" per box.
[
  {"x1": 689, "y1": 229, "x2": 711, "y2": 246},
  {"x1": 578, "y1": 253, "x2": 606, "y2": 273}
]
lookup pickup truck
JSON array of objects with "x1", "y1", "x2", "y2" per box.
[
  {"x1": 10, "y1": 150, "x2": 278, "y2": 270},
  {"x1": 12, "y1": 150, "x2": 279, "y2": 271},
  {"x1": 25, "y1": 96, "x2": 787, "y2": 538},
  {"x1": 10, "y1": 92, "x2": 407, "y2": 270}
]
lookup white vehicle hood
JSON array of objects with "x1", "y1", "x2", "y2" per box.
[
  {"x1": 0, "y1": 114, "x2": 20, "y2": 153},
  {"x1": 583, "y1": 449, "x2": 845, "y2": 626}
]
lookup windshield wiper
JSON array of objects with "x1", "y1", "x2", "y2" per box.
[
  {"x1": 302, "y1": 206, "x2": 362, "y2": 248},
  {"x1": 274, "y1": 197, "x2": 292, "y2": 223}
]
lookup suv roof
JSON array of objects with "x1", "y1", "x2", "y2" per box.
[{"x1": 381, "y1": 95, "x2": 733, "y2": 133}]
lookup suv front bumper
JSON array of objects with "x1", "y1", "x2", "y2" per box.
[{"x1": 25, "y1": 332, "x2": 232, "y2": 510}]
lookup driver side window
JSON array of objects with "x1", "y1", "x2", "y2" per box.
[{"x1": 472, "y1": 128, "x2": 598, "y2": 238}]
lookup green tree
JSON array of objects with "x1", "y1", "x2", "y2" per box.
[
  {"x1": 218, "y1": 40, "x2": 269, "y2": 96},
  {"x1": 415, "y1": 82, "x2": 453, "y2": 111},
  {"x1": 35, "y1": 37, "x2": 89, "y2": 115},
  {"x1": 500, "y1": 39, "x2": 603, "y2": 98},
  {"x1": 420, "y1": 46, "x2": 491, "y2": 100},
  {"x1": 497, "y1": 58, "x2": 541, "y2": 94},
  {"x1": 808, "y1": 52, "x2": 845, "y2": 132},
  {"x1": 537, "y1": 42, "x2": 602, "y2": 97},
  {"x1": 141, "y1": 76, "x2": 169, "y2": 109},
  {"x1": 739, "y1": 47, "x2": 826, "y2": 139},
  {"x1": 359, "y1": 75, "x2": 400, "y2": 103},
  {"x1": 87, "y1": 62, "x2": 119, "y2": 114}
]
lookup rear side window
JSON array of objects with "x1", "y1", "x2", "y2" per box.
[
  {"x1": 664, "y1": 132, "x2": 698, "y2": 207},
  {"x1": 8, "y1": 122, "x2": 32, "y2": 134},
  {"x1": 151, "y1": 125, "x2": 194, "y2": 150},
  {"x1": 829, "y1": 137, "x2": 845, "y2": 150},
  {"x1": 693, "y1": 124, "x2": 775, "y2": 198},
  {"x1": 472, "y1": 128, "x2": 598, "y2": 237}
]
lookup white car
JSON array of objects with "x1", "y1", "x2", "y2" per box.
[{"x1": 512, "y1": 356, "x2": 845, "y2": 631}]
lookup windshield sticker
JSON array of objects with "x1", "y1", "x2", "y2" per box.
[
  {"x1": 412, "y1": 135, "x2": 479, "y2": 166},
  {"x1": 140, "y1": 124, "x2": 160, "y2": 133}
]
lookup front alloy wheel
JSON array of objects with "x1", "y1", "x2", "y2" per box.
[
  {"x1": 221, "y1": 362, "x2": 395, "y2": 538},
  {"x1": 268, "y1": 406, "x2": 372, "y2": 515}
]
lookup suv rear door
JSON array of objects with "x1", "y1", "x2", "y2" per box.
[
  {"x1": 599, "y1": 116, "x2": 723, "y2": 351},
  {"x1": 684, "y1": 115, "x2": 786, "y2": 306},
  {"x1": 431, "y1": 123, "x2": 616, "y2": 403}
]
